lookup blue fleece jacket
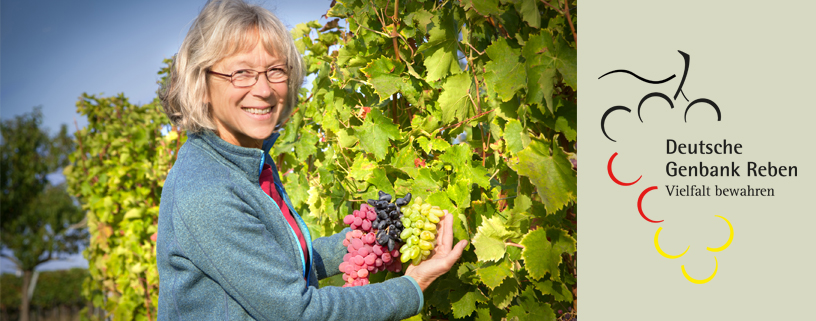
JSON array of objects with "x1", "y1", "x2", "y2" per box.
[{"x1": 157, "y1": 131, "x2": 423, "y2": 320}]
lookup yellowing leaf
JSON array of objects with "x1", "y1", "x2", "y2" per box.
[
  {"x1": 508, "y1": 139, "x2": 576, "y2": 213},
  {"x1": 477, "y1": 262, "x2": 514, "y2": 290},
  {"x1": 472, "y1": 215, "x2": 518, "y2": 262}
]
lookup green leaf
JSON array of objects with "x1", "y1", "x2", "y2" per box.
[
  {"x1": 405, "y1": 9, "x2": 434, "y2": 35},
  {"x1": 348, "y1": 153, "x2": 377, "y2": 181},
  {"x1": 484, "y1": 38, "x2": 526, "y2": 102},
  {"x1": 508, "y1": 139, "x2": 576, "y2": 213},
  {"x1": 446, "y1": 179, "x2": 472, "y2": 209},
  {"x1": 516, "y1": 0, "x2": 541, "y2": 28},
  {"x1": 450, "y1": 285, "x2": 488, "y2": 318},
  {"x1": 477, "y1": 262, "x2": 514, "y2": 290},
  {"x1": 504, "y1": 119, "x2": 530, "y2": 154},
  {"x1": 472, "y1": 215, "x2": 518, "y2": 262},
  {"x1": 438, "y1": 72, "x2": 475, "y2": 124},
  {"x1": 491, "y1": 276, "x2": 519, "y2": 309},
  {"x1": 294, "y1": 128, "x2": 319, "y2": 162},
  {"x1": 419, "y1": 13, "x2": 462, "y2": 82},
  {"x1": 391, "y1": 146, "x2": 418, "y2": 178},
  {"x1": 506, "y1": 288, "x2": 556, "y2": 321},
  {"x1": 336, "y1": 128, "x2": 358, "y2": 148},
  {"x1": 553, "y1": 35, "x2": 577, "y2": 89},
  {"x1": 527, "y1": 65, "x2": 557, "y2": 114},
  {"x1": 355, "y1": 109, "x2": 400, "y2": 161},
  {"x1": 520, "y1": 227, "x2": 576, "y2": 280},
  {"x1": 439, "y1": 144, "x2": 472, "y2": 166},
  {"x1": 361, "y1": 57, "x2": 406, "y2": 102},
  {"x1": 533, "y1": 280, "x2": 574, "y2": 302},
  {"x1": 467, "y1": 0, "x2": 502, "y2": 16},
  {"x1": 367, "y1": 168, "x2": 394, "y2": 196}
]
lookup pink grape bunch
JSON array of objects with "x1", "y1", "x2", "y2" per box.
[{"x1": 339, "y1": 204, "x2": 402, "y2": 287}]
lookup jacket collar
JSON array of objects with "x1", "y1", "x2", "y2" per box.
[{"x1": 194, "y1": 130, "x2": 280, "y2": 183}]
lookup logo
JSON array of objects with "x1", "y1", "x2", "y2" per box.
[{"x1": 599, "y1": 51, "x2": 732, "y2": 284}]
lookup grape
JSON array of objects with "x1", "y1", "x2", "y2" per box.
[
  {"x1": 339, "y1": 201, "x2": 403, "y2": 287},
  {"x1": 397, "y1": 195, "x2": 446, "y2": 265}
]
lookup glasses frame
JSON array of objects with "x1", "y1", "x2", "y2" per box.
[{"x1": 207, "y1": 65, "x2": 289, "y2": 88}]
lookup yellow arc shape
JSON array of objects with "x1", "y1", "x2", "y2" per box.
[
  {"x1": 681, "y1": 256, "x2": 718, "y2": 284},
  {"x1": 707, "y1": 215, "x2": 733, "y2": 252},
  {"x1": 654, "y1": 227, "x2": 689, "y2": 259}
]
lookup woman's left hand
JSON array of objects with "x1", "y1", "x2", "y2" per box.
[{"x1": 404, "y1": 211, "x2": 468, "y2": 291}]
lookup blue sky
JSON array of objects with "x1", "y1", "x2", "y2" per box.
[{"x1": 0, "y1": 0, "x2": 335, "y2": 273}]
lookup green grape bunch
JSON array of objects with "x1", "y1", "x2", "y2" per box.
[{"x1": 398, "y1": 196, "x2": 446, "y2": 265}]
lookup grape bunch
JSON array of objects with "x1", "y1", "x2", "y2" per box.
[
  {"x1": 339, "y1": 203, "x2": 402, "y2": 287},
  {"x1": 368, "y1": 191, "x2": 411, "y2": 252},
  {"x1": 399, "y1": 196, "x2": 446, "y2": 265}
]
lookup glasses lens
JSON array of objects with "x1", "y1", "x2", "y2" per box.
[
  {"x1": 232, "y1": 70, "x2": 257, "y2": 87},
  {"x1": 267, "y1": 67, "x2": 288, "y2": 83}
]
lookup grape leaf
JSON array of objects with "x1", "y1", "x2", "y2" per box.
[
  {"x1": 439, "y1": 144, "x2": 472, "y2": 165},
  {"x1": 533, "y1": 280, "x2": 573, "y2": 303},
  {"x1": 390, "y1": 146, "x2": 418, "y2": 178},
  {"x1": 367, "y1": 168, "x2": 395, "y2": 196},
  {"x1": 355, "y1": 108, "x2": 400, "y2": 161},
  {"x1": 516, "y1": 0, "x2": 541, "y2": 28},
  {"x1": 472, "y1": 215, "x2": 519, "y2": 262},
  {"x1": 461, "y1": 163, "x2": 491, "y2": 189},
  {"x1": 477, "y1": 262, "x2": 514, "y2": 290},
  {"x1": 361, "y1": 57, "x2": 406, "y2": 102},
  {"x1": 464, "y1": 0, "x2": 502, "y2": 16},
  {"x1": 508, "y1": 138, "x2": 575, "y2": 213},
  {"x1": 553, "y1": 35, "x2": 577, "y2": 90},
  {"x1": 450, "y1": 285, "x2": 488, "y2": 318},
  {"x1": 527, "y1": 65, "x2": 558, "y2": 114},
  {"x1": 294, "y1": 128, "x2": 319, "y2": 162},
  {"x1": 438, "y1": 72, "x2": 475, "y2": 124},
  {"x1": 405, "y1": 8, "x2": 434, "y2": 34},
  {"x1": 506, "y1": 288, "x2": 556, "y2": 321},
  {"x1": 348, "y1": 153, "x2": 377, "y2": 181},
  {"x1": 446, "y1": 179, "x2": 472, "y2": 209},
  {"x1": 503, "y1": 119, "x2": 530, "y2": 154},
  {"x1": 484, "y1": 38, "x2": 527, "y2": 102},
  {"x1": 520, "y1": 227, "x2": 576, "y2": 280},
  {"x1": 418, "y1": 13, "x2": 461, "y2": 82},
  {"x1": 336, "y1": 128, "x2": 358, "y2": 148},
  {"x1": 491, "y1": 276, "x2": 519, "y2": 309},
  {"x1": 411, "y1": 168, "x2": 441, "y2": 194}
]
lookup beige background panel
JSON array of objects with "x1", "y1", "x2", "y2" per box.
[{"x1": 579, "y1": 1, "x2": 815, "y2": 320}]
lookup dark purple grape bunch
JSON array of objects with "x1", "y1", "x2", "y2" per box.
[{"x1": 369, "y1": 191, "x2": 412, "y2": 252}]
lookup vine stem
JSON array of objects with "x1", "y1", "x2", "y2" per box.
[
  {"x1": 506, "y1": 242, "x2": 525, "y2": 249},
  {"x1": 564, "y1": 0, "x2": 577, "y2": 46},
  {"x1": 439, "y1": 108, "x2": 495, "y2": 132},
  {"x1": 139, "y1": 277, "x2": 153, "y2": 321},
  {"x1": 539, "y1": 0, "x2": 563, "y2": 14}
]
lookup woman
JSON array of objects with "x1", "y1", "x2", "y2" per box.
[{"x1": 156, "y1": 0, "x2": 467, "y2": 320}]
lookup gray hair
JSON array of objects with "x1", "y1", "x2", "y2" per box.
[{"x1": 159, "y1": 0, "x2": 304, "y2": 134}]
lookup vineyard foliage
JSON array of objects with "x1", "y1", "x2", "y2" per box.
[
  {"x1": 66, "y1": 0, "x2": 577, "y2": 320},
  {"x1": 64, "y1": 61, "x2": 185, "y2": 321}
]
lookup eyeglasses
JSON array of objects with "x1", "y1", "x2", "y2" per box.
[{"x1": 207, "y1": 65, "x2": 288, "y2": 87}]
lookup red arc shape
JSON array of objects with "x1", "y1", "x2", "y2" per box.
[
  {"x1": 607, "y1": 152, "x2": 642, "y2": 186},
  {"x1": 637, "y1": 186, "x2": 663, "y2": 223}
]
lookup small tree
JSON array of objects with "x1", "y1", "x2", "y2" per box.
[{"x1": 0, "y1": 107, "x2": 87, "y2": 321}]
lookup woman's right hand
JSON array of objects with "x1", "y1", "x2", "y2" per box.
[{"x1": 404, "y1": 211, "x2": 468, "y2": 291}]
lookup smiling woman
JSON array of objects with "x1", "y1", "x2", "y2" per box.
[{"x1": 155, "y1": 0, "x2": 466, "y2": 320}]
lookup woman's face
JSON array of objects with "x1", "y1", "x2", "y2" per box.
[{"x1": 207, "y1": 40, "x2": 288, "y2": 148}]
